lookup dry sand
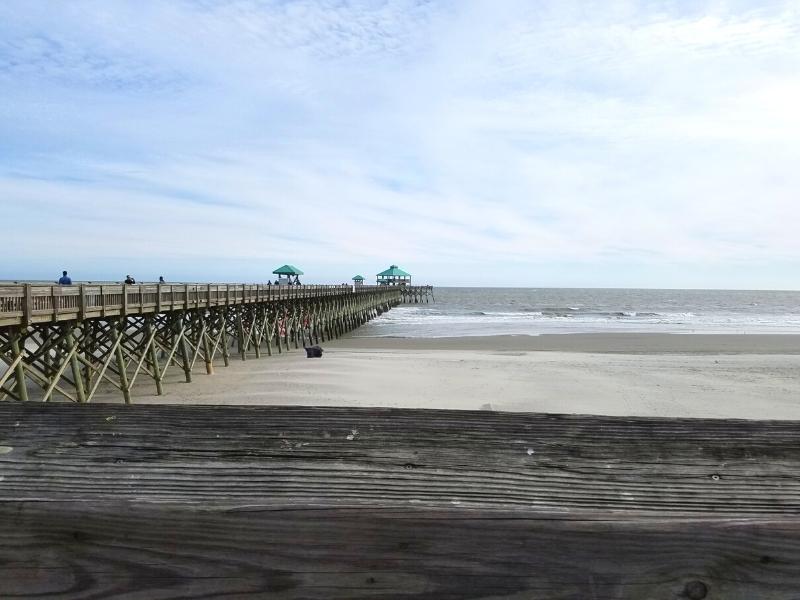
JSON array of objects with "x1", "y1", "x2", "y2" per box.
[{"x1": 123, "y1": 333, "x2": 800, "y2": 420}]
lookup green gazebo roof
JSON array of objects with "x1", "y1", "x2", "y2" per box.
[
  {"x1": 352, "y1": 275, "x2": 365, "y2": 281},
  {"x1": 377, "y1": 265, "x2": 410, "y2": 277},
  {"x1": 272, "y1": 264, "x2": 304, "y2": 276}
]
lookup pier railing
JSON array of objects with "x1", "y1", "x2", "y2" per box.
[
  {"x1": 0, "y1": 283, "x2": 433, "y2": 327},
  {"x1": 2, "y1": 403, "x2": 798, "y2": 597}
]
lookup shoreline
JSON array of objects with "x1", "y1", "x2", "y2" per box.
[{"x1": 331, "y1": 332, "x2": 800, "y2": 354}]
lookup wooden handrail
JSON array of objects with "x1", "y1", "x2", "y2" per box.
[
  {"x1": 0, "y1": 282, "x2": 432, "y2": 327},
  {"x1": 1, "y1": 403, "x2": 797, "y2": 598}
]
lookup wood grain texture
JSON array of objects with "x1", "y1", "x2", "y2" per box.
[{"x1": 1, "y1": 403, "x2": 800, "y2": 598}]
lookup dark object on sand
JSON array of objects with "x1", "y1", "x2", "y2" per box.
[{"x1": 305, "y1": 346, "x2": 323, "y2": 358}]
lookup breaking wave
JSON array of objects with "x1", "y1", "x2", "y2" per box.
[{"x1": 351, "y1": 288, "x2": 800, "y2": 337}]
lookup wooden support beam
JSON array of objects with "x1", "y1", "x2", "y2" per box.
[
  {"x1": 236, "y1": 310, "x2": 246, "y2": 361},
  {"x1": 178, "y1": 314, "x2": 193, "y2": 383},
  {"x1": 220, "y1": 316, "x2": 231, "y2": 366},
  {"x1": 64, "y1": 327, "x2": 87, "y2": 403},
  {"x1": 110, "y1": 324, "x2": 131, "y2": 404},
  {"x1": 202, "y1": 320, "x2": 214, "y2": 375},
  {"x1": 9, "y1": 328, "x2": 28, "y2": 401},
  {"x1": 145, "y1": 317, "x2": 163, "y2": 395}
]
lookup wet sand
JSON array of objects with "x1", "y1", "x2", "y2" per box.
[
  {"x1": 333, "y1": 332, "x2": 800, "y2": 353},
  {"x1": 121, "y1": 333, "x2": 800, "y2": 420}
]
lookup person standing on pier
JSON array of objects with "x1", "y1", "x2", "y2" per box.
[
  {"x1": 125, "y1": 275, "x2": 136, "y2": 284},
  {"x1": 57, "y1": 271, "x2": 71, "y2": 285}
]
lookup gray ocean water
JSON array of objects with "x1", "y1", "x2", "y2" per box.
[{"x1": 355, "y1": 288, "x2": 800, "y2": 337}]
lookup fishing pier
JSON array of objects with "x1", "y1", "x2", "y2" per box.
[{"x1": 0, "y1": 282, "x2": 433, "y2": 404}]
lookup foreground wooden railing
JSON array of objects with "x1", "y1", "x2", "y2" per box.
[
  {"x1": 0, "y1": 283, "x2": 433, "y2": 327},
  {"x1": 1, "y1": 403, "x2": 798, "y2": 598}
]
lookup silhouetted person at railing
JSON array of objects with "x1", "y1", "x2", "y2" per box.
[
  {"x1": 57, "y1": 271, "x2": 72, "y2": 285},
  {"x1": 159, "y1": 276, "x2": 165, "y2": 284},
  {"x1": 124, "y1": 275, "x2": 136, "y2": 284}
]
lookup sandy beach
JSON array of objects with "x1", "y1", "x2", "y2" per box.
[
  {"x1": 334, "y1": 332, "x2": 800, "y2": 353},
  {"x1": 121, "y1": 333, "x2": 800, "y2": 420}
]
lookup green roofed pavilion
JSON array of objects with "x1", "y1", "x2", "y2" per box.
[
  {"x1": 353, "y1": 274, "x2": 365, "y2": 286},
  {"x1": 272, "y1": 265, "x2": 304, "y2": 276},
  {"x1": 272, "y1": 264, "x2": 303, "y2": 286},
  {"x1": 376, "y1": 265, "x2": 411, "y2": 286}
]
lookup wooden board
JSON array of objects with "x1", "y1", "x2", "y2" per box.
[{"x1": 1, "y1": 404, "x2": 799, "y2": 598}]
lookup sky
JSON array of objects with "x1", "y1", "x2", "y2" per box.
[{"x1": 1, "y1": 0, "x2": 799, "y2": 288}]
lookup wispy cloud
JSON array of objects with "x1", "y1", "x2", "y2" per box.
[{"x1": 1, "y1": 0, "x2": 799, "y2": 287}]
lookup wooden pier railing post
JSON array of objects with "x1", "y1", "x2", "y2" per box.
[
  {"x1": 51, "y1": 285, "x2": 59, "y2": 320},
  {"x1": 78, "y1": 284, "x2": 86, "y2": 320},
  {"x1": 22, "y1": 283, "x2": 32, "y2": 326}
]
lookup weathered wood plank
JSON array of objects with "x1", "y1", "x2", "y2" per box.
[
  {"x1": 2, "y1": 502, "x2": 798, "y2": 599},
  {"x1": 2, "y1": 404, "x2": 799, "y2": 515},
  {"x1": 1, "y1": 404, "x2": 800, "y2": 598}
]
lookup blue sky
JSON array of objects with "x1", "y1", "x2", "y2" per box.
[{"x1": 2, "y1": 0, "x2": 799, "y2": 287}]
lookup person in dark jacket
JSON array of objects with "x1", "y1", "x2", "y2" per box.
[{"x1": 58, "y1": 271, "x2": 72, "y2": 285}]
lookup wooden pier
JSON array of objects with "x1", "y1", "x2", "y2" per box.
[
  {"x1": 1, "y1": 403, "x2": 799, "y2": 598},
  {"x1": 0, "y1": 283, "x2": 433, "y2": 404}
]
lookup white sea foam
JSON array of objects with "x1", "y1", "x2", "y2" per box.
[{"x1": 353, "y1": 288, "x2": 800, "y2": 338}]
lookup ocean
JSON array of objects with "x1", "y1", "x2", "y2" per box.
[{"x1": 355, "y1": 287, "x2": 800, "y2": 337}]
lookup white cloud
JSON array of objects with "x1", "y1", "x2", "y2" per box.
[{"x1": 1, "y1": 0, "x2": 799, "y2": 286}]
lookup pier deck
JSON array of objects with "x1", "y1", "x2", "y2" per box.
[{"x1": 1, "y1": 403, "x2": 798, "y2": 598}]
